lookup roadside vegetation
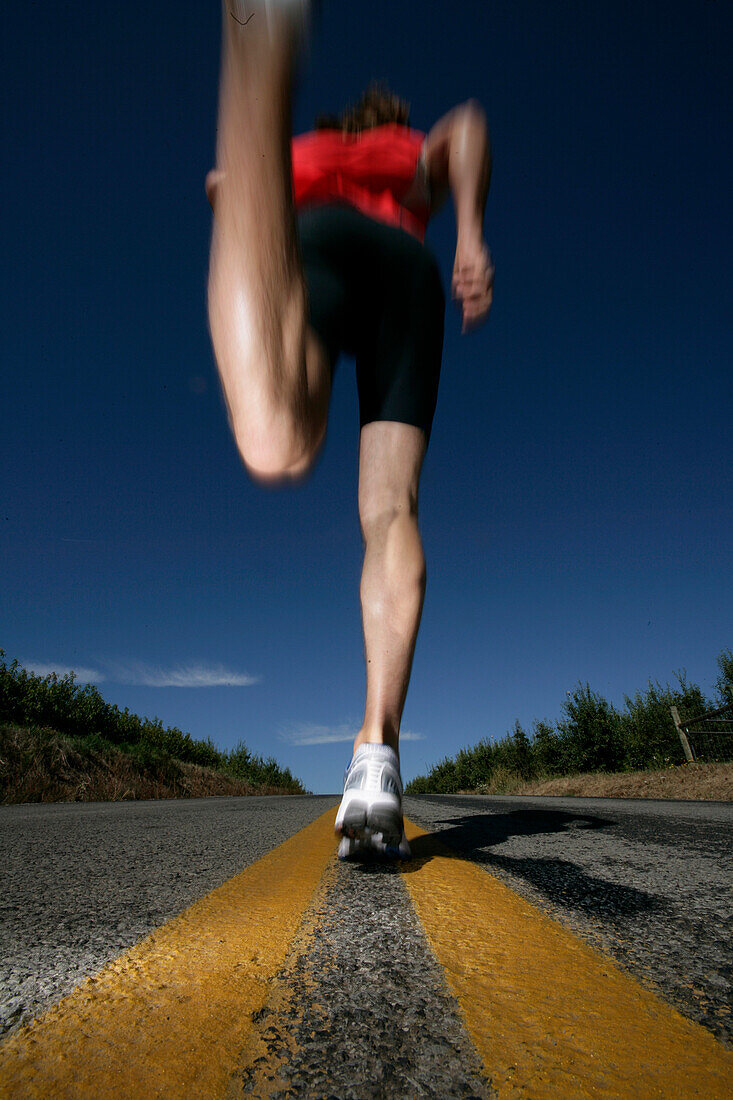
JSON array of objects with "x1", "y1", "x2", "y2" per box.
[
  {"x1": 0, "y1": 652, "x2": 305, "y2": 803},
  {"x1": 405, "y1": 648, "x2": 733, "y2": 799}
]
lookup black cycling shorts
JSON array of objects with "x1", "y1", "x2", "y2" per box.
[{"x1": 296, "y1": 202, "x2": 446, "y2": 445}]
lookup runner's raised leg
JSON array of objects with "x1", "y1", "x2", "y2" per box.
[{"x1": 207, "y1": 1, "x2": 330, "y2": 483}]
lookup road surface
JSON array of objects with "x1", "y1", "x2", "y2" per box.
[{"x1": 1, "y1": 793, "x2": 731, "y2": 1097}]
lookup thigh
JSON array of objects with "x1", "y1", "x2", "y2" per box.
[
  {"x1": 297, "y1": 204, "x2": 446, "y2": 445},
  {"x1": 352, "y1": 222, "x2": 446, "y2": 447},
  {"x1": 297, "y1": 204, "x2": 360, "y2": 373}
]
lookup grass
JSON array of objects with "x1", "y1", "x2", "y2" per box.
[
  {"x1": 462, "y1": 761, "x2": 733, "y2": 801},
  {"x1": 0, "y1": 723, "x2": 305, "y2": 804}
]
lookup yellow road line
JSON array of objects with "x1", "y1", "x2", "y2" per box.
[
  {"x1": 401, "y1": 818, "x2": 733, "y2": 1099},
  {"x1": 0, "y1": 807, "x2": 338, "y2": 1100}
]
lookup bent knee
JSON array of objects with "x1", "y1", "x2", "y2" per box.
[
  {"x1": 359, "y1": 497, "x2": 420, "y2": 542},
  {"x1": 234, "y1": 422, "x2": 310, "y2": 482},
  {"x1": 231, "y1": 409, "x2": 323, "y2": 484}
]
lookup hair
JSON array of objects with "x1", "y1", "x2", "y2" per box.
[{"x1": 314, "y1": 80, "x2": 411, "y2": 135}]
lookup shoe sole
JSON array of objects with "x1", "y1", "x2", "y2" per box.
[
  {"x1": 338, "y1": 830, "x2": 411, "y2": 862},
  {"x1": 335, "y1": 791, "x2": 403, "y2": 847}
]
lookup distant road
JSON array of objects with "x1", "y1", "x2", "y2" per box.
[{"x1": 1, "y1": 793, "x2": 731, "y2": 1097}]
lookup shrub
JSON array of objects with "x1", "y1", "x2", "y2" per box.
[
  {"x1": 714, "y1": 648, "x2": 733, "y2": 708},
  {"x1": 406, "y1": 650, "x2": 727, "y2": 793},
  {"x1": 0, "y1": 651, "x2": 304, "y2": 793}
]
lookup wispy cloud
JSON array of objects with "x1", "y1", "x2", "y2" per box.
[
  {"x1": 22, "y1": 663, "x2": 106, "y2": 683},
  {"x1": 105, "y1": 662, "x2": 261, "y2": 688},
  {"x1": 282, "y1": 724, "x2": 356, "y2": 746},
  {"x1": 281, "y1": 723, "x2": 425, "y2": 746},
  {"x1": 20, "y1": 660, "x2": 259, "y2": 688}
]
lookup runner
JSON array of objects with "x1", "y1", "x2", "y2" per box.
[{"x1": 206, "y1": 0, "x2": 494, "y2": 858}]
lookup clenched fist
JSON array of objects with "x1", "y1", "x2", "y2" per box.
[{"x1": 452, "y1": 233, "x2": 495, "y2": 334}]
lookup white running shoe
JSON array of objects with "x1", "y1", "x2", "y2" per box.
[
  {"x1": 338, "y1": 829, "x2": 412, "y2": 862},
  {"x1": 335, "y1": 744, "x2": 411, "y2": 860}
]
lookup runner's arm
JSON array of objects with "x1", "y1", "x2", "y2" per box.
[{"x1": 423, "y1": 100, "x2": 491, "y2": 234}]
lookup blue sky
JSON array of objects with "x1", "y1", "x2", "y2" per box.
[{"x1": 3, "y1": 1, "x2": 731, "y2": 795}]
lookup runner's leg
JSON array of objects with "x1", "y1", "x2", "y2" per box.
[
  {"x1": 207, "y1": 1, "x2": 330, "y2": 483},
  {"x1": 334, "y1": 420, "x2": 426, "y2": 858},
  {"x1": 355, "y1": 421, "x2": 428, "y2": 760}
]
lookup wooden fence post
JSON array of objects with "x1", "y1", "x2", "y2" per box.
[{"x1": 670, "y1": 705, "x2": 695, "y2": 763}]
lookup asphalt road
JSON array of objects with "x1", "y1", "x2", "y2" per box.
[
  {"x1": 0, "y1": 795, "x2": 338, "y2": 1039},
  {"x1": 1, "y1": 792, "x2": 731, "y2": 1093},
  {"x1": 404, "y1": 793, "x2": 733, "y2": 1046}
]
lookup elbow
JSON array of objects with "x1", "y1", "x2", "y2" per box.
[
  {"x1": 462, "y1": 98, "x2": 487, "y2": 121},
  {"x1": 453, "y1": 100, "x2": 489, "y2": 143}
]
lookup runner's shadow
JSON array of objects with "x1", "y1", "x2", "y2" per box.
[
  {"x1": 401, "y1": 810, "x2": 664, "y2": 919},
  {"x1": 405, "y1": 806, "x2": 609, "y2": 861}
]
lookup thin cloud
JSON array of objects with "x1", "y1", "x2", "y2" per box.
[
  {"x1": 22, "y1": 663, "x2": 106, "y2": 683},
  {"x1": 282, "y1": 723, "x2": 425, "y2": 746},
  {"x1": 20, "y1": 659, "x2": 260, "y2": 688},
  {"x1": 105, "y1": 661, "x2": 261, "y2": 688},
  {"x1": 282, "y1": 724, "x2": 356, "y2": 746}
]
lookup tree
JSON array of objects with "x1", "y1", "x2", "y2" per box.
[
  {"x1": 713, "y1": 647, "x2": 733, "y2": 708},
  {"x1": 619, "y1": 680, "x2": 684, "y2": 770},
  {"x1": 531, "y1": 719, "x2": 560, "y2": 776},
  {"x1": 510, "y1": 721, "x2": 533, "y2": 780},
  {"x1": 558, "y1": 683, "x2": 623, "y2": 773}
]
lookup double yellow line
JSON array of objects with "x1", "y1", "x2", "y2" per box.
[
  {"x1": 1, "y1": 807, "x2": 731, "y2": 1098},
  {"x1": 0, "y1": 809, "x2": 337, "y2": 1099},
  {"x1": 402, "y1": 819, "x2": 733, "y2": 1099}
]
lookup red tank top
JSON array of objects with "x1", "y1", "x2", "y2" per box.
[{"x1": 291, "y1": 123, "x2": 430, "y2": 243}]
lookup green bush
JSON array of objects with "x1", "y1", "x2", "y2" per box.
[
  {"x1": 714, "y1": 647, "x2": 733, "y2": 707},
  {"x1": 0, "y1": 651, "x2": 304, "y2": 793},
  {"x1": 618, "y1": 676, "x2": 694, "y2": 770},
  {"x1": 531, "y1": 720, "x2": 561, "y2": 776},
  {"x1": 405, "y1": 649, "x2": 730, "y2": 794},
  {"x1": 556, "y1": 683, "x2": 624, "y2": 774}
]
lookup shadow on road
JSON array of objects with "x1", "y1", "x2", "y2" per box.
[{"x1": 398, "y1": 809, "x2": 665, "y2": 920}]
